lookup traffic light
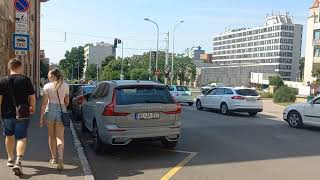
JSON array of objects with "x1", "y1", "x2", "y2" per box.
[
  {"x1": 114, "y1": 38, "x2": 118, "y2": 48},
  {"x1": 152, "y1": 51, "x2": 156, "y2": 60}
]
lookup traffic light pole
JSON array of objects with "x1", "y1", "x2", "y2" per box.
[
  {"x1": 165, "y1": 32, "x2": 169, "y2": 85},
  {"x1": 120, "y1": 42, "x2": 124, "y2": 80}
]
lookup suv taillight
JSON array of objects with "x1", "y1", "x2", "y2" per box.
[
  {"x1": 257, "y1": 96, "x2": 262, "y2": 100},
  {"x1": 231, "y1": 96, "x2": 245, "y2": 100},
  {"x1": 164, "y1": 104, "x2": 182, "y2": 114},
  {"x1": 102, "y1": 90, "x2": 130, "y2": 116}
]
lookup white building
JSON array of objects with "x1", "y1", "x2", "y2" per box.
[
  {"x1": 201, "y1": 14, "x2": 303, "y2": 86},
  {"x1": 304, "y1": 0, "x2": 320, "y2": 83},
  {"x1": 83, "y1": 42, "x2": 116, "y2": 78}
]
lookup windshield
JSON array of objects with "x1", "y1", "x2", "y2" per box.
[
  {"x1": 116, "y1": 86, "x2": 175, "y2": 105},
  {"x1": 83, "y1": 86, "x2": 95, "y2": 94},
  {"x1": 176, "y1": 86, "x2": 190, "y2": 91},
  {"x1": 236, "y1": 89, "x2": 259, "y2": 96}
]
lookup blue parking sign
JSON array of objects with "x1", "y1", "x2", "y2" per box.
[{"x1": 13, "y1": 33, "x2": 30, "y2": 51}]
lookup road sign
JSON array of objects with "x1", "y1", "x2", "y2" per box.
[
  {"x1": 15, "y1": 50, "x2": 28, "y2": 56},
  {"x1": 15, "y1": 23, "x2": 28, "y2": 32},
  {"x1": 15, "y1": 12, "x2": 28, "y2": 24},
  {"x1": 12, "y1": 33, "x2": 30, "y2": 51},
  {"x1": 14, "y1": 0, "x2": 30, "y2": 12},
  {"x1": 155, "y1": 69, "x2": 160, "y2": 76}
]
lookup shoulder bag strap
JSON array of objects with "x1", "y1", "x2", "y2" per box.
[
  {"x1": 6, "y1": 76, "x2": 17, "y2": 109},
  {"x1": 56, "y1": 87, "x2": 63, "y2": 112}
]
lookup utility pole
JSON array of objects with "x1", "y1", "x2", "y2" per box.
[
  {"x1": 96, "y1": 56, "x2": 99, "y2": 81},
  {"x1": 120, "y1": 41, "x2": 124, "y2": 80},
  {"x1": 149, "y1": 49, "x2": 152, "y2": 80},
  {"x1": 77, "y1": 59, "x2": 80, "y2": 80},
  {"x1": 164, "y1": 32, "x2": 170, "y2": 85}
]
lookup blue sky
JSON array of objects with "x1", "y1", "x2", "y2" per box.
[{"x1": 41, "y1": 0, "x2": 313, "y2": 64}]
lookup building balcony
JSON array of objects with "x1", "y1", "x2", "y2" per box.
[{"x1": 314, "y1": 22, "x2": 320, "y2": 30}]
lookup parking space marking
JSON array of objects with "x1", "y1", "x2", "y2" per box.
[{"x1": 160, "y1": 149, "x2": 198, "y2": 180}]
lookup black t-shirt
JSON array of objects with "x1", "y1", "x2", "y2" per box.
[{"x1": 0, "y1": 74, "x2": 35, "y2": 119}]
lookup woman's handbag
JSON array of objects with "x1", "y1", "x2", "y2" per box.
[{"x1": 56, "y1": 88, "x2": 71, "y2": 127}]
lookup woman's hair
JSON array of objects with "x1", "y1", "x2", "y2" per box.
[{"x1": 49, "y1": 69, "x2": 63, "y2": 90}]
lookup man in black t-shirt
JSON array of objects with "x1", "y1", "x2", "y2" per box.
[{"x1": 0, "y1": 59, "x2": 36, "y2": 176}]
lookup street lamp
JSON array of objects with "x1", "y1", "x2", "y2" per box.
[
  {"x1": 171, "y1": 21, "x2": 184, "y2": 85},
  {"x1": 144, "y1": 18, "x2": 159, "y2": 81}
]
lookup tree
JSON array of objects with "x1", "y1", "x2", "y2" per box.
[
  {"x1": 130, "y1": 69, "x2": 150, "y2": 80},
  {"x1": 85, "y1": 64, "x2": 98, "y2": 80},
  {"x1": 173, "y1": 56, "x2": 196, "y2": 85},
  {"x1": 299, "y1": 57, "x2": 305, "y2": 81},
  {"x1": 312, "y1": 63, "x2": 320, "y2": 81},
  {"x1": 40, "y1": 60, "x2": 49, "y2": 79},
  {"x1": 101, "y1": 56, "x2": 116, "y2": 69},
  {"x1": 269, "y1": 76, "x2": 284, "y2": 91},
  {"x1": 59, "y1": 46, "x2": 85, "y2": 80},
  {"x1": 100, "y1": 58, "x2": 129, "y2": 80}
]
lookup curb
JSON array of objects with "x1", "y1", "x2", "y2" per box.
[{"x1": 70, "y1": 120, "x2": 95, "y2": 180}]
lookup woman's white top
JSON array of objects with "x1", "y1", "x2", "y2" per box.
[{"x1": 43, "y1": 82, "x2": 69, "y2": 104}]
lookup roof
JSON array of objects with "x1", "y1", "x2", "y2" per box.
[
  {"x1": 310, "y1": 0, "x2": 319, "y2": 9},
  {"x1": 104, "y1": 80, "x2": 164, "y2": 86}
]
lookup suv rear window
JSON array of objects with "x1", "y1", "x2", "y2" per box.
[
  {"x1": 83, "y1": 86, "x2": 95, "y2": 94},
  {"x1": 116, "y1": 85, "x2": 175, "y2": 105},
  {"x1": 176, "y1": 86, "x2": 189, "y2": 91},
  {"x1": 236, "y1": 89, "x2": 259, "y2": 96}
]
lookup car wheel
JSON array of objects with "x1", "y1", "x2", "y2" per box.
[
  {"x1": 248, "y1": 112, "x2": 258, "y2": 116},
  {"x1": 92, "y1": 121, "x2": 105, "y2": 154},
  {"x1": 288, "y1": 111, "x2": 303, "y2": 128},
  {"x1": 220, "y1": 103, "x2": 229, "y2": 115},
  {"x1": 161, "y1": 139, "x2": 178, "y2": 149},
  {"x1": 196, "y1": 100, "x2": 203, "y2": 110},
  {"x1": 188, "y1": 102, "x2": 194, "y2": 106}
]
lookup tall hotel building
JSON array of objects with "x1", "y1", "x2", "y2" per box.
[{"x1": 201, "y1": 14, "x2": 303, "y2": 86}]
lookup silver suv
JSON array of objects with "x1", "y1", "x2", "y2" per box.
[{"x1": 81, "y1": 80, "x2": 182, "y2": 153}]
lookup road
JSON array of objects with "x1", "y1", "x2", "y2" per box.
[{"x1": 73, "y1": 100, "x2": 320, "y2": 180}]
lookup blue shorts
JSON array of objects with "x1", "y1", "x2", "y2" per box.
[
  {"x1": 2, "y1": 118, "x2": 30, "y2": 140},
  {"x1": 45, "y1": 103, "x2": 67, "y2": 123}
]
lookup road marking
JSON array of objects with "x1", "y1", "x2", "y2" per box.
[{"x1": 160, "y1": 150, "x2": 198, "y2": 180}]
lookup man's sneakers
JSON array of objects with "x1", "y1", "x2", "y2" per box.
[
  {"x1": 7, "y1": 160, "x2": 14, "y2": 167},
  {"x1": 57, "y1": 159, "x2": 64, "y2": 171},
  {"x1": 12, "y1": 159, "x2": 23, "y2": 176}
]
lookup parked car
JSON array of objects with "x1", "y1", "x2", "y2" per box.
[
  {"x1": 71, "y1": 85, "x2": 96, "y2": 120},
  {"x1": 81, "y1": 80, "x2": 182, "y2": 154},
  {"x1": 196, "y1": 87, "x2": 263, "y2": 116},
  {"x1": 68, "y1": 84, "x2": 86, "y2": 110},
  {"x1": 283, "y1": 96, "x2": 320, "y2": 128},
  {"x1": 168, "y1": 85, "x2": 193, "y2": 106},
  {"x1": 201, "y1": 83, "x2": 224, "y2": 93}
]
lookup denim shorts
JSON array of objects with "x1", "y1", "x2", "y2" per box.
[
  {"x1": 2, "y1": 118, "x2": 30, "y2": 140},
  {"x1": 45, "y1": 103, "x2": 67, "y2": 123}
]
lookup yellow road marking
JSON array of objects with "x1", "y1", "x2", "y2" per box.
[{"x1": 160, "y1": 152, "x2": 198, "y2": 180}]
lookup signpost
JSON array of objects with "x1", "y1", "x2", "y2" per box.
[{"x1": 13, "y1": 0, "x2": 30, "y2": 56}]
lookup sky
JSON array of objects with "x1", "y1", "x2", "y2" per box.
[{"x1": 40, "y1": 0, "x2": 313, "y2": 64}]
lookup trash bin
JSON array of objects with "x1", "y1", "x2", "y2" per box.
[{"x1": 307, "y1": 96, "x2": 314, "y2": 102}]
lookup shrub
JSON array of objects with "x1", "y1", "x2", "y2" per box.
[
  {"x1": 274, "y1": 86, "x2": 297, "y2": 103},
  {"x1": 269, "y1": 76, "x2": 284, "y2": 91}
]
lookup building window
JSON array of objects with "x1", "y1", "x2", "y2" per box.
[{"x1": 314, "y1": 48, "x2": 320, "y2": 57}]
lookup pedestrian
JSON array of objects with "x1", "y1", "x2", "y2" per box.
[
  {"x1": 39, "y1": 69, "x2": 69, "y2": 171},
  {"x1": 0, "y1": 58, "x2": 36, "y2": 176}
]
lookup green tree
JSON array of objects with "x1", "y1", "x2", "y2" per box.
[
  {"x1": 312, "y1": 63, "x2": 320, "y2": 81},
  {"x1": 100, "y1": 58, "x2": 129, "y2": 80},
  {"x1": 101, "y1": 56, "x2": 116, "y2": 69},
  {"x1": 274, "y1": 86, "x2": 297, "y2": 103},
  {"x1": 173, "y1": 56, "x2": 196, "y2": 84},
  {"x1": 130, "y1": 69, "x2": 150, "y2": 80},
  {"x1": 269, "y1": 76, "x2": 284, "y2": 90},
  {"x1": 40, "y1": 60, "x2": 49, "y2": 79},
  {"x1": 85, "y1": 64, "x2": 98, "y2": 80},
  {"x1": 59, "y1": 46, "x2": 85, "y2": 80}
]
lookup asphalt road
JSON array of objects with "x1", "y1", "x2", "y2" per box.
[{"x1": 73, "y1": 100, "x2": 320, "y2": 180}]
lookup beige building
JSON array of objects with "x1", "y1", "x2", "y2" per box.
[
  {"x1": 200, "y1": 53, "x2": 213, "y2": 63},
  {"x1": 304, "y1": 0, "x2": 320, "y2": 83},
  {"x1": 0, "y1": 0, "x2": 49, "y2": 95}
]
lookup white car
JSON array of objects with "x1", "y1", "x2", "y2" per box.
[
  {"x1": 283, "y1": 96, "x2": 320, "y2": 128},
  {"x1": 196, "y1": 87, "x2": 263, "y2": 116},
  {"x1": 168, "y1": 85, "x2": 194, "y2": 106}
]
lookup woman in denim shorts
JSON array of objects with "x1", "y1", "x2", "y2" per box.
[{"x1": 39, "y1": 69, "x2": 69, "y2": 171}]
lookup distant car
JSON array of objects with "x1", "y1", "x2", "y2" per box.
[
  {"x1": 168, "y1": 85, "x2": 193, "y2": 106},
  {"x1": 196, "y1": 87, "x2": 263, "y2": 116},
  {"x1": 68, "y1": 84, "x2": 86, "y2": 110},
  {"x1": 201, "y1": 83, "x2": 224, "y2": 93},
  {"x1": 71, "y1": 85, "x2": 96, "y2": 120},
  {"x1": 81, "y1": 80, "x2": 182, "y2": 154},
  {"x1": 283, "y1": 96, "x2": 320, "y2": 128}
]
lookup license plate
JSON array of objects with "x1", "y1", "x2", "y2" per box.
[
  {"x1": 247, "y1": 98, "x2": 256, "y2": 102},
  {"x1": 135, "y1": 112, "x2": 160, "y2": 120},
  {"x1": 182, "y1": 93, "x2": 189, "y2": 96}
]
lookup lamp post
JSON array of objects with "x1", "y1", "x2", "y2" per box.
[
  {"x1": 171, "y1": 21, "x2": 184, "y2": 85},
  {"x1": 144, "y1": 18, "x2": 159, "y2": 81}
]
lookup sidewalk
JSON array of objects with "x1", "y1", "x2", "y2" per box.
[{"x1": 0, "y1": 102, "x2": 85, "y2": 180}]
